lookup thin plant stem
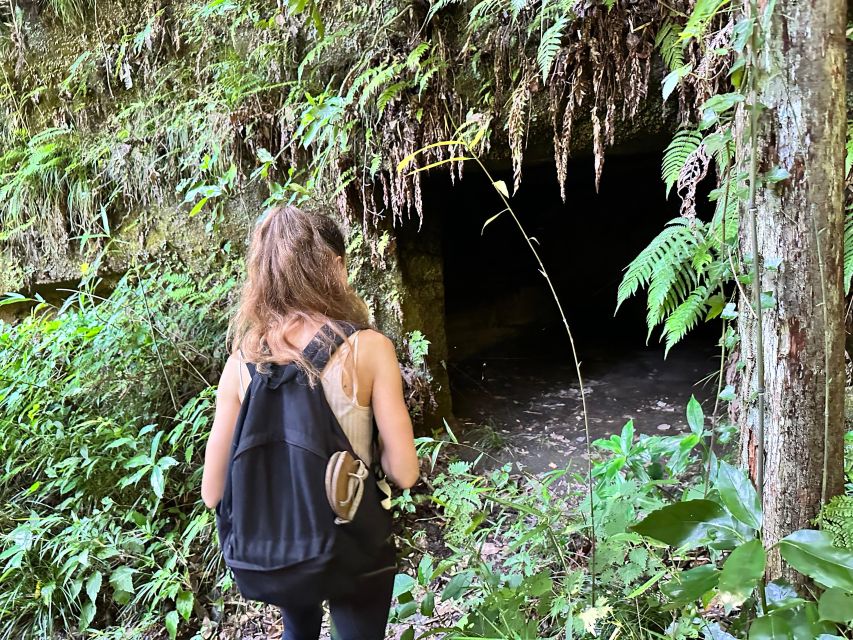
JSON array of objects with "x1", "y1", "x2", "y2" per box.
[
  {"x1": 812, "y1": 215, "x2": 832, "y2": 505},
  {"x1": 469, "y1": 155, "x2": 597, "y2": 602}
]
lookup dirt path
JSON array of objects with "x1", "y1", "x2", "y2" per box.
[{"x1": 449, "y1": 342, "x2": 718, "y2": 474}]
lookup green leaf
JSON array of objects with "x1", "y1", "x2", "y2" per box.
[
  {"x1": 630, "y1": 500, "x2": 731, "y2": 548},
  {"x1": 165, "y1": 610, "x2": 179, "y2": 640},
  {"x1": 777, "y1": 530, "x2": 853, "y2": 592},
  {"x1": 717, "y1": 539, "x2": 766, "y2": 608},
  {"x1": 662, "y1": 64, "x2": 692, "y2": 101},
  {"x1": 686, "y1": 395, "x2": 704, "y2": 435},
  {"x1": 417, "y1": 554, "x2": 434, "y2": 584},
  {"x1": 661, "y1": 565, "x2": 720, "y2": 605},
  {"x1": 492, "y1": 180, "x2": 509, "y2": 198},
  {"x1": 441, "y1": 571, "x2": 473, "y2": 600},
  {"x1": 396, "y1": 600, "x2": 418, "y2": 619},
  {"x1": 188, "y1": 196, "x2": 208, "y2": 217},
  {"x1": 818, "y1": 587, "x2": 853, "y2": 623},
  {"x1": 400, "y1": 626, "x2": 415, "y2": 640},
  {"x1": 749, "y1": 614, "x2": 793, "y2": 640},
  {"x1": 176, "y1": 590, "x2": 194, "y2": 622},
  {"x1": 766, "y1": 166, "x2": 790, "y2": 183},
  {"x1": 85, "y1": 571, "x2": 102, "y2": 604},
  {"x1": 716, "y1": 460, "x2": 762, "y2": 530},
  {"x1": 109, "y1": 566, "x2": 136, "y2": 594},
  {"x1": 420, "y1": 590, "x2": 435, "y2": 616},
  {"x1": 151, "y1": 465, "x2": 165, "y2": 499},
  {"x1": 79, "y1": 601, "x2": 95, "y2": 631},
  {"x1": 393, "y1": 574, "x2": 417, "y2": 599}
]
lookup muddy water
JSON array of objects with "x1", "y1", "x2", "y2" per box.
[{"x1": 449, "y1": 339, "x2": 719, "y2": 474}]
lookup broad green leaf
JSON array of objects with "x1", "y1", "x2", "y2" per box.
[
  {"x1": 417, "y1": 554, "x2": 434, "y2": 584},
  {"x1": 400, "y1": 626, "x2": 415, "y2": 640},
  {"x1": 109, "y1": 566, "x2": 136, "y2": 594},
  {"x1": 662, "y1": 64, "x2": 692, "y2": 102},
  {"x1": 661, "y1": 565, "x2": 720, "y2": 605},
  {"x1": 393, "y1": 574, "x2": 417, "y2": 599},
  {"x1": 165, "y1": 610, "x2": 179, "y2": 640},
  {"x1": 686, "y1": 395, "x2": 704, "y2": 435},
  {"x1": 176, "y1": 590, "x2": 194, "y2": 622},
  {"x1": 717, "y1": 539, "x2": 766, "y2": 608},
  {"x1": 420, "y1": 590, "x2": 435, "y2": 616},
  {"x1": 630, "y1": 500, "x2": 731, "y2": 548},
  {"x1": 441, "y1": 571, "x2": 473, "y2": 600},
  {"x1": 85, "y1": 571, "x2": 102, "y2": 603},
  {"x1": 716, "y1": 460, "x2": 762, "y2": 530},
  {"x1": 818, "y1": 587, "x2": 853, "y2": 623},
  {"x1": 774, "y1": 602, "x2": 835, "y2": 639},
  {"x1": 749, "y1": 614, "x2": 793, "y2": 640},
  {"x1": 78, "y1": 600, "x2": 95, "y2": 630},
  {"x1": 777, "y1": 530, "x2": 853, "y2": 592},
  {"x1": 396, "y1": 600, "x2": 418, "y2": 619}
]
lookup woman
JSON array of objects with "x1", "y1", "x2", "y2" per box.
[{"x1": 201, "y1": 205, "x2": 419, "y2": 640}]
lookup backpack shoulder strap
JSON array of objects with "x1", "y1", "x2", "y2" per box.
[{"x1": 305, "y1": 321, "x2": 361, "y2": 372}]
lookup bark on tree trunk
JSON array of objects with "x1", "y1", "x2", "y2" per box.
[{"x1": 736, "y1": 0, "x2": 847, "y2": 583}]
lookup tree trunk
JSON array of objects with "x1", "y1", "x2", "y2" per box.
[{"x1": 736, "y1": 0, "x2": 847, "y2": 582}]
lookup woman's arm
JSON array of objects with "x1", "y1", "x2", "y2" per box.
[
  {"x1": 201, "y1": 354, "x2": 243, "y2": 509},
  {"x1": 362, "y1": 331, "x2": 420, "y2": 489}
]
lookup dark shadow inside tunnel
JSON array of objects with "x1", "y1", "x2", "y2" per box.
[{"x1": 411, "y1": 151, "x2": 721, "y2": 471}]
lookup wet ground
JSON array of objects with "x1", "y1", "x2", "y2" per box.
[{"x1": 449, "y1": 333, "x2": 719, "y2": 474}]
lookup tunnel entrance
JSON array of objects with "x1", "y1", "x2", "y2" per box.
[{"x1": 416, "y1": 152, "x2": 718, "y2": 473}]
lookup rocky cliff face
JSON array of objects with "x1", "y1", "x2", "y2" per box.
[{"x1": 0, "y1": 0, "x2": 692, "y2": 419}]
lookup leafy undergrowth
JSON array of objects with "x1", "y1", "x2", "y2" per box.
[
  {"x1": 2, "y1": 261, "x2": 852, "y2": 640},
  {"x1": 387, "y1": 406, "x2": 853, "y2": 640},
  {"x1": 0, "y1": 263, "x2": 239, "y2": 639}
]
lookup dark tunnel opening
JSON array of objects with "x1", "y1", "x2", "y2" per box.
[{"x1": 419, "y1": 152, "x2": 720, "y2": 471}]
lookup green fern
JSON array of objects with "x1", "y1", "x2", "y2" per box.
[
  {"x1": 655, "y1": 18, "x2": 685, "y2": 71},
  {"x1": 537, "y1": 17, "x2": 568, "y2": 83},
  {"x1": 468, "y1": 0, "x2": 500, "y2": 25},
  {"x1": 377, "y1": 82, "x2": 409, "y2": 114},
  {"x1": 681, "y1": 0, "x2": 731, "y2": 43},
  {"x1": 815, "y1": 495, "x2": 853, "y2": 549},
  {"x1": 427, "y1": 0, "x2": 461, "y2": 23},
  {"x1": 662, "y1": 129, "x2": 703, "y2": 198},
  {"x1": 663, "y1": 285, "x2": 710, "y2": 354},
  {"x1": 617, "y1": 218, "x2": 699, "y2": 313},
  {"x1": 406, "y1": 43, "x2": 431, "y2": 70}
]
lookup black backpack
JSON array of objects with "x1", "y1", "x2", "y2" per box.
[{"x1": 215, "y1": 322, "x2": 395, "y2": 607}]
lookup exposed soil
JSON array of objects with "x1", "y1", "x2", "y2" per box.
[{"x1": 449, "y1": 332, "x2": 718, "y2": 474}]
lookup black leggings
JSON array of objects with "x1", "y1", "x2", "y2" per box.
[{"x1": 279, "y1": 568, "x2": 396, "y2": 640}]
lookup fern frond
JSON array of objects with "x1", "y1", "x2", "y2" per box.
[
  {"x1": 663, "y1": 285, "x2": 710, "y2": 354},
  {"x1": 537, "y1": 16, "x2": 568, "y2": 83},
  {"x1": 844, "y1": 206, "x2": 853, "y2": 294},
  {"x1": 681, "y1": 0, "x2": 731, "y2": 43},
  {"x1": 358, "y1": 64, "x2": 402, "y2": 110},
  {"x1": 815, "y1": 495, "x2": 853, "y2": 549},
  {"x1": 468, "y1": 0, "x2": 500, "y2": 24},
  {"x1": 654, "y1": 18, "x2": 685, "y2": 71},
  {"x1": 510, "y1": 0, "x2": 528, "y2": 20},
  {"x1": 377, "y1": 81, "x2": 409, "y2": 114},
  {"x1": 427, "y1": 0, "x2": 461, "y2": 23},
  {"x1": 617, "y1": 218, "x2": 697, "y2": 311},
  {"x1": 662, "y1": 129, "x2": 703, "y2": 198},
  {"x1": 406, "y1": 43, "x2": 431, "y2": 70}
]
